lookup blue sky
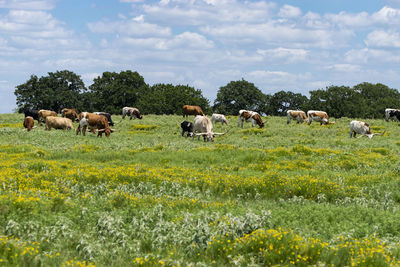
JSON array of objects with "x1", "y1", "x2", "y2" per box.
[{"x1": 1, "y1": 0, "x2": 400, "y2": 113}]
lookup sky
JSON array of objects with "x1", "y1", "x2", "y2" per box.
[{"x1": 1, "y1": 0, "x2": 400, "y2": 113}]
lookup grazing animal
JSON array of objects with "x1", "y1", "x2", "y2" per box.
[
  {"x1": 238, "y1": 110, "x2": 264, "y2": 128},
  {"x1": 23, "y1": 116, "x2": 35, "y2": 131},
  {"x1": 76, "y1": 112, "x2": 115, "y2": 138},
  {"x1": 349, "y1": 120, "x2": 384, "y2": 139},
  {"x1": 45, "y1": 116, "x2": 74, "y2": 130},
  {"x1": 181, "y1": 121, "x2": 194, "y2": 137},
  {"x1": 287, "y1": 110, "x2": 308, "y2": 124},
  {"x1": 94, "y1": 112, "x2": 115, "y2": 126},
  {"x1": 122, "y1": 107, "x2": 143, "y2": 120},
  {"x1": 211, "y1": 113, "x2": 229, "y2": 125},
  {"x1": 61, "y1": 108, "x2": 79, "y2": 122},
  {"x1": 182, "y1": 105, "x2": 204, "y2": 118},
  {"x1": 23, "y1": 108, "x2": 40, "y2": 123},
  {"x1": 38, "y1": 110, "x2": 57, "y2": 125},
  {"x1": 192, "y1": 115, "x2": 226, "y2": 142},
  {"x1": 307, "y1": 110, "x2": 333, "y2": 125},
  {"x1": 386, "y1": 108, "x2": 400, "y2": 122}
]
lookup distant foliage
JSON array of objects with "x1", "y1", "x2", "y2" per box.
[
  {"x1": 14, "y1": 70, "x2": 87, "y2": 113},
  {"x1": 213, "y1": 79, "x2": 266, "y2": 115},
  {"x1": 14, "y1": 70, "x2": 400, "y2": 118},
  {"x1": 137, "y1": 83, "x2": 211, "y2": 115}
]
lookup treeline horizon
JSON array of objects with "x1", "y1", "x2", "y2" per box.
[{"x1": 14, "y1": 69, "x2": 400, "y2": 119}]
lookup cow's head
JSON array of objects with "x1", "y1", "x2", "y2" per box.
[{"x1": 97, "y1": 128, "x2": 116, "y2": 137}]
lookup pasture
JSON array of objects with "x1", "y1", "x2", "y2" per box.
[{"x1": 1, "y1": 113, "x2": 400, "y2": 266}]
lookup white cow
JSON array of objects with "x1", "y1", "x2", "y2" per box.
[
  {"x1": 211, "y1": 113, "x2": 229, "y2": 125},
  {"x1": 307, "y1": 110, "x2": 333, "y2": 125},
  {"x1": 350, "y1": 120, "x2": 384, "y2": 139},
  {"x1": 238, "y1": 110, "x2": 264, "y2": 128},
  {"x1": 193, "y1": 115, "x2": 226, "y2": 142}
]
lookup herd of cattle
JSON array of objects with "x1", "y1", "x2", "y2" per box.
[{"x1": 21, "y1": 105, "x2": 395, "y2": 141}]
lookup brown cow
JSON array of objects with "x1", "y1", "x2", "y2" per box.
[
  {"x1": 38, "y1": 109, "x2": 57, "y2": 125},
  {"x1": 45, "y1": 116, "x2": 74, "y2": 130},
  {"x1": 238, "y1": 109, "x2": 264, "y2": 128},
  {"x1": 62, "y1": 108, "x2": 79, "y2": 122},
  {"x1": 182, "y1": 105, "x2": 204, "y2": 118},
  {"x1": 76, "y1": 112, "x2": 115, "y2": 138},
  {"x1": 23, "y1": 116, "x2": 35, "y2": 131},
  {"x1": 307, "y1": 110, "x2": 334, "y2": 125},
  {"x1": 287, "y1": 110, "x2": 308, "y2": 124}
]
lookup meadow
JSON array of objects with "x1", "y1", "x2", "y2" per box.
[{"x1": 1, "y1": 113, "x2": 400, "y2": 266}]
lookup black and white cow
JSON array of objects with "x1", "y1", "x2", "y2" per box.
[
  {"x1": 386, "y1": 109, "x2": 400, "y2": 122},
  {"x1": 180, "y1": 121, "x2": 194, "y2": 137}
]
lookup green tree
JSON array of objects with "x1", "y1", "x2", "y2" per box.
[
  {"x1": 136, "y1": 84, "x2": 211, "y2": 115},
  {"x1": 88, "y1": 70, "x2": 149, "y2": 114},
  {"x1": 353, "y1": 83, "x2": 400, "y2": 118},
  {"x1": 266, "y1": 91, "x2": 308, "y2": 116},
  {"x1": 15, "y1": 70, "x2": 87, "y2": 112},
  {"x1": 213, "y1": 79, "x2": 267, "y2": 115}
]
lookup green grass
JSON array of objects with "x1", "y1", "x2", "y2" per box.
[{"x1": 1, "y1": 113, "x2": 400, "y2": 266}]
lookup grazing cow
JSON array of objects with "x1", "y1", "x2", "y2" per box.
[
  {"x1": 76, "y1": 112, "x2": 115, "y2": 138},
  {"x1": 23, "y1": 116, "x2": 35, "y2": 131},
  {"x1": 38, "y1": 110, "x2": 57, "y2": 125},
  {"x1": 238, "y1": 110, "x2": 264, "y2": 128},
  {"x1": 385, "y1": 108, "x2": 400, "y2": 122},
  {"x1": 211, "y1": 113, "x2": 229, "y2": 125},
  {"x1": 62, "y1": 108, "x2": 79, "y2": 122},
  {"x1": 23, "y1": 108, "x2": 40, "y2": 123},
  {"x1": 182, "y1": 105, "x2": 204, "y2": 118},
  {"x1": 350, "y1": 120, "x2": 384, "y2": 139},
  {"x1": 122, "y1": 107, "x2": 143, "y2": 120},
  {"x1": 94, "y1": 112, "x2": 114, "y2": 126},
  {"x1": 307, "y1": 110, "x2": 333, "y2": 125},
  {"x1": 287, "y1": 110, "x2": 308, "y2": 124},
  {"x1": 192, "y1": 115, "x2": 226, "y2": 142},
  {"x1": 45, "y1": 116, "x2": 74, "y2": 131},
  {"x1": 181, "y1": 121, "x2": 194, "y2": 137}
]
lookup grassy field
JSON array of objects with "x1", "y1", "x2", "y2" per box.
[{"x1": 1, "y1": 113, "x2": 400, "y2": 266}]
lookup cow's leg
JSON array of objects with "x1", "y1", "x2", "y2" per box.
[
  {"x1": 82, "y1": 125, "x2": 87, "y2": 136},
  {"x1": 287, "y1": 117, "x2": 290, "y2": 124},
  {"x1": 350, "y1": 131, "x2": 353, "y2": 138},
  {"x1": 76, "y1": 125, "x2": 81, "y2": 135}
]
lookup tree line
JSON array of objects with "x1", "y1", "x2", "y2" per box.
[{"x1": 15, "y1": 70, "x2": 400, "y2": 119}]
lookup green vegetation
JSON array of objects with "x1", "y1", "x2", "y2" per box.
[{"x1": 1, "y1": 113, "x2": 400, "y2": 266}]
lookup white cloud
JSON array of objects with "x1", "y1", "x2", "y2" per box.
[
  {"x1": 365, "y1": 30, "x2": 400, "y2": 47},
  {"x1": 278, "y1": 5, "x2": 302, "y2": 18},
  {"x1": 88, "y1": 20, "x2": 171, "y2": 37},
  {"x1": 0, "y1": 0, "x2": 55, "y2": 10},
  {"x1": 257, "y1": 47, "x2": 308, "y2": 63}
]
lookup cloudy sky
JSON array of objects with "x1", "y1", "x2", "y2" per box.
[{"x1": 1, "y1": 0, "x2": 400, "y2": 113}]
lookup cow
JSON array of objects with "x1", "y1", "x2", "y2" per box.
[
  {"x1": 192, "y1": 115, "x2": 226, "y2": 142},
  {"x1": 385, "y1": 108, "x2": 400, "y2": 122},
  {"x1": 211, "y1": 113, "x2": 229, "y2": 125},
  {"x1": 287, "y1": 110, "x2": 308, "y2": 124},
  {"x1": 181, "y1": 121, "x2": 194, "y2": 137},
  {"x1": 122, "y1": 107, "x2": 143, "y2": 120},
  {"x1": 76, "y1": 112, "x2": 115, "y2": 138},
  {"x1": 94, "y1": 112, "x2": 115, "y2": 126},
  {"x1": 182, "y1": 105, "x2": 204, "y2": 118},
  {"x1": 307, "y1": 110, "x2": 333, "y2": 125},
  {"x1": 350, "y1": 120, "x2": 384, "y2": 139},
  {"x1": 38, "y1": 110, "x2": 57, "y2": 125},
  {"x1": 61, "y1": 108, "x2": 79, "y2": 122},
  {"x1": 23, "y1": 108, "x2": 40, "y2": 123},
  {"x1": 45, "y1": 116, "x2": 74, "y2": 131},
  {"x1": 23, "y1": 116, "x2": 35, "y2": 131},
  {"x1": 238, "y1": 110, "x2": 264, "y2": 128}
]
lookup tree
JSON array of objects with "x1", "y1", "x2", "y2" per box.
[
  {"x1": 266, "y1": 91, "x2": 308, "y2": 116},
  {"x1": 213, "y1": 79, "x2": 266, "y2": 115},
  {"x1": 88, "y1": 70, "x2": 149, "y2": 114},
  {"x1": 136, "y1": 84, "x2": 211, "y2": 115},
  {"x1": 15, "y1": 70, "x2": 87, "y2": 113}
]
